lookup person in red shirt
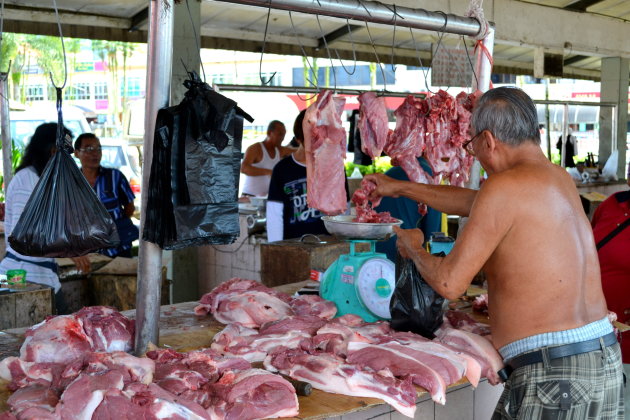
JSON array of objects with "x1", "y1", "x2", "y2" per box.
[{"x1": 591, "y1": 165, "x2": 630, "y2": 413}]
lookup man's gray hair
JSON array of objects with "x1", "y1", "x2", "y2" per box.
[{"x1": 471, "y1": 86, "x2": 541, "y2": 146}]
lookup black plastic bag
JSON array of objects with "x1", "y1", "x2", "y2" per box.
[
  {"x1": 389, "y1": 252, "x2": 446, "y2": 338},
  {"x1": 142, "y1": 71, "x2": 253, "y2": 250},
  {"x1": 9, "y1": 101, "x2": 119, "y2": 257}
]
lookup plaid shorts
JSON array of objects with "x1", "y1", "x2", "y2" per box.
[{"x1": 492, "y1": 342, "x2": 625, "y2": 420}]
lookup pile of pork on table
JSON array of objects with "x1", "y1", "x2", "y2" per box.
[{"x1": 0, "y1": 278, "x2": 503, "y2": 420}]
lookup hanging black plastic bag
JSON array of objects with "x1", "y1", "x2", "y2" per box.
[
  {"x1": 9, "y1": 91, "x2": 119, "y2": 257},
  {"x1": 143, "y1": 71, "x2": 253, "y2": 250},
  {"x1": 389, "y1": 252, "x2": 446, "y2": 338}
]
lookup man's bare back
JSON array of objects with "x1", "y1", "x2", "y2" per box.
[{"x1": 479, "y1": 160, "x2": 607, "y2": 348}]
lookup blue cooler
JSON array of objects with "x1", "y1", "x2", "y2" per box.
[{"x1": 428, "y1": 232, "x2": 455, "y2": 255}]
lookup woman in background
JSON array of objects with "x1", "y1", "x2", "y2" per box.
[{"x1": 0, "y1": 123, "x2": 90, "y2": 314}]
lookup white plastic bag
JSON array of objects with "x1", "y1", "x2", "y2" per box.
[{"x1": 601, "y1": 150, "x2": 618, "y2": 181}]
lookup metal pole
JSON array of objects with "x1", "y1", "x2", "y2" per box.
[
  {"x1": 215, "y1": 83, "x2": 426, "y2": 98},
  {"x1": 135, "y1": 0, "x2": 173, "y2": 355},
  {"x1": 214, "y1": 0, "x2": 486, "y2": 37},
  {"x1": 467, "y1": 27, "x2": 495, "y2": 190},
  {"x1": 0, "y1": 73, "x2": 12, "y2": 193},
  {"x1": 544, "y1": 79, "x2": 551, "y2": 160}
]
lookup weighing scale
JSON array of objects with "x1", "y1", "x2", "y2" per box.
[{"x1": 319, "y1": 216, "x2": 402, "y2": 323}]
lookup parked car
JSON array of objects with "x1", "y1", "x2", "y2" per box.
[{"x1": 9, "y1": 105, "x2": 91, "y2": 148}]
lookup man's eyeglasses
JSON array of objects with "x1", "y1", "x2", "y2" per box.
[
  {"x1": 463, "y1": 132, "x2": 483, "y2": 156},
  {"x1": 78, "y1": 146, "x2": 102, "y2": 153}
]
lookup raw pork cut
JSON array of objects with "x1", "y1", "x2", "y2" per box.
[
  {"x1": 435, "y1": 327, "x2": 503, "y2": 385},
  {"x1": 19, "y1": 307, "x2": 135, "y2": 365},
  {"x1": 75, "y1": 307, "x2": 135, "y2": 353},
  {"x1": 351, "y1": 178, "x2": 398, "y2": 223},
  {"x1": 4, "y1": 384, "x2": 58, "y2": 420},
  {"x1": 346, "y1": 342, "x2": 447, "y2": 405},
  {"x1": 265, "y1": 348, "x2": 416, "y2": 418},
  {"x1": 357, "y1": 92, "x2": 389, "y2": 158},
  {"x1": 289, "y1": 294, "x2": 337, "y2": 320},
  {"x1": 303, "y1": 90, "x2": 348, "y2": 215},
  {"x1": 201, "y1": 369, "x2": 299, "y2": 420},
  {"x1": 212, "y1": 324, "x2": 313, "y2": 362},
  {"x1": 20, "y1": 316, "x2": 93, "y2": 364},
  {"x1": 444, "y1": 310, "x2": 491, "y2": 336},
  {"x1": 55, "y1": 371, "x2": 124, "y2": 420}
]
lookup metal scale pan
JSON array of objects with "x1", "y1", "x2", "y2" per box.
[{"x1": 321, "y1": 215, "x2": 403, "y2": 241}]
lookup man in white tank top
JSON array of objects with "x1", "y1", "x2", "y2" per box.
[{"x1": 241, "y1": 120, "x2": 293, "y2": 197}]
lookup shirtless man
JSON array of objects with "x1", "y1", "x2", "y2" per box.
[
  {"x1": 366, "y1": 87, "x2": 624, "y2": 419},
  {"x1": 241, "y1": 120, "x2": 293, "y2": 197}
]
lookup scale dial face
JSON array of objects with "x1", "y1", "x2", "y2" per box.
[{"x1": 355, "y1": 258, "x2": 395, "y2": 319}]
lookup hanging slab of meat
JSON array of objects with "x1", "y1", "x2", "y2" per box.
[
  {"x1": 304, "y1": 90, "x2": 348, "y2": 215},
  {"x1": 201, "y1": 369, "x2": 299, "y2": 420},
  {"x1": 264, "y1": 348, "x2": 417, "y2": 418},
  {"x1": 357, "y1": 92, "x2": 389, "y2": 159},
  {"x1": 346, "y1": 342, "x2": 447, "y2": 405},
  {"x1": 75, "y1": 307, "x2": 135, "y2": 353},
  {"x1": 435, "y1": 327, "x2": 503, "y2": 385},
  {"x1": 386, "y1": 95, "x2": 432, "y2": 188},
  {"x1": 351, "y1": 178, "x2": 398, "y2": 223}
]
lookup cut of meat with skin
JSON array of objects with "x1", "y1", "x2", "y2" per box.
[
  {"x1": 74, "y1": 307, "x2": 135, "y2": 353},
  {"x1": 304, "y1": 90, "x2": 348, "y2": 215},
  {"x1": 83, "y1": 352, "x2": 155, "y2": 385},
  {"x1": 435, "y1": 327, "x2": 503, "y2": 385},
  {"x1": 5, "y1": 384, "x2": 59, "y2": 420},
  {"x1": 212, "y1": 291, "x2": 294, "y2": 328},
  {"x1": 289, "y1": 295, "x2": 337, "y2": 320},
  {"x1": 0, "y1": 357, "x2": 64, "y2": 391},
  {"x1": 20, "y1": 316, "x2": 93, "y2": 364},
  {"x1": 55, "y1": 371, "x2": 124, "y2": 420},
  {"x1": 265, "y1": 349, "x2": 416, "y2": 418},
  {"x1": 346, "y1": 342, "x2": 447, "y2": 405},
  {"x1": 212, "y1": 326, "x2": 313, "y2": 363},
  {"x1": 103, "y1": 382, "x2": 211, "y2": 420},
  {"x1": 203, "y1": 369, "x2": 299, "y2": 420},
  {"x1": 258, "y1": 316, "x2": 328, "y2": 336},
  {"x1": 443, "y1": 310, "x2": 491, "y2": 336},
  {"x1": 194, "y1": 278, "x2": 292, "y2": 317},
  {"x1": 358, "y1": 92, "x2": 389, "y2": 159}
]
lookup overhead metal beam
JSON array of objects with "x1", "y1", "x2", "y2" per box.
[
  {"x1": 317, "y1": 24, "x2": 361, "y2": 49},
  {"x1": 564, "y1": 55, "x2": 590, "y2": 66},
  {"x1": 129, "y1": 7, "x2": 149, "y2": 32},
  {"x1": 563, "y1": 0, "x2": 607, "y2": 12},
  {"x1": 210, "y1": 0, "x2": 489, "y2": 37}
]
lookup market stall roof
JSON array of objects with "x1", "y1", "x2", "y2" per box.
[{"x1": 2, "y1": 0, "x2": 630, "y2": 81}]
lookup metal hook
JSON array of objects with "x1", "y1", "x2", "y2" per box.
[
  {"x1": 315, "y1": 14, "x2": 337, "y2": 91},
  {"x1": 390, "y1": 4, "x2": 397, "y2": 74},
  {"x1": 185, "y1": 0, "x2": 206, "y2": 83},
  {"x1": 49, "y1": 0, "x2": 68, "y2": 89},
  {"x1": 289, "y1": 11, "x2": 319, "y2": 91},
  {"x1": 259, "y1": 2, "x2": 277, "y2": 85},
  {"x1": 334, "y1": 19, "x2": 358, "y2": 76},
  {"x1": 462, "y1": 36, "x2": 479, "y2": 91},
  {"x1": 364, "y1": 21, "x2": 387, "y2": 93}
]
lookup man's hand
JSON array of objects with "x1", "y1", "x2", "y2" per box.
[
  {"x1": 71, "y1": 256, "x2": 91, "y2": 274},
  {"x1": 393, "y1": 226, "x2": 425, "y2": 259},
  {"x1": 363, "y1": 173, "x2": 402, "y2": 202}
]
